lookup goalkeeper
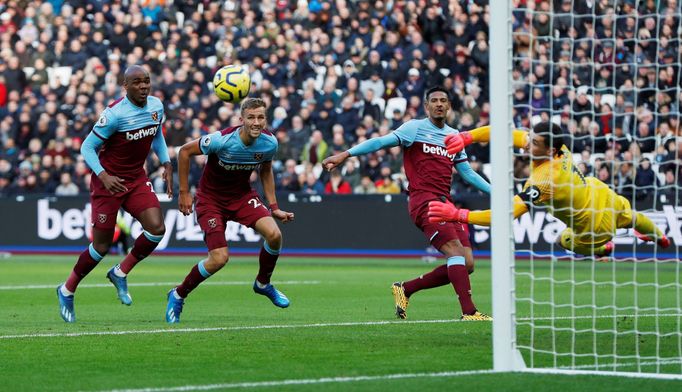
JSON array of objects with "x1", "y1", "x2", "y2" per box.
[{"x1": 427, "y1": 121, "x2": 670, "y2": 256}]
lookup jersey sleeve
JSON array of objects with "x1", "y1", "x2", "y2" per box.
[
  {"x1": 91, "y1": 108, "x2": 118, "y2": 140},
  {"x1": 265, "y1": 138, "x2": 278, "y2": 162},
  {"x1": 454, "y1": 148, "x2": 468, "y2": 164},
  {"x1": 392, "y1": 121, "x2": 419, "y2": 147},
  {"x1": 199, "y1": 132, "x2": 223, "y2": 155},
  {"x1": 519, "y1": 174, "x2": 553, "y2": 208}
]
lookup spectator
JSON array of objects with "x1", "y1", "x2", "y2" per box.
[
  {"x1": 300, "y1": 130, "x2": 329, "y2": 166},
  {"x1": 354, "y1": 175, "x2": 377, "y2": 194},
  {"x1": 55, "y1": 172, "x2": 80, "y2": 196},
  {"x1": 324, "y1": 170, "x2": 352, "y2": 194}
]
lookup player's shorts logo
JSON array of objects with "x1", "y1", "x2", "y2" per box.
[
  {"x1": 254, "y1": 153, "x2": 264, "y2": 161},
  {"x1": 151, "y1": 112, "x2": 159, "y2": 122},
  {"x1": 207, "y1": 218, "x2": 217, "y2": 228},
  {"x1": 98, "y1": 213, "x2": 107, "y2": 224}
]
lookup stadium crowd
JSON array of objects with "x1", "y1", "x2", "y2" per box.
[{"x1": 0, "y1": 0, "x2": 679, "y2": 206}]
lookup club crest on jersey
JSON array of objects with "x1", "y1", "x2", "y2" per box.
[
  {"x1": 254, "y1": 153, "x2": 264, "y2": 161},
  {"x1": 151, "y1": 112, "x2": 159, "y2": 122},
  {"x1": 207, "y1": 218, "x2": 217, "y2": 228},
  {"x1": 98, "y1": 213, "x2": 107, "y2": 224}
]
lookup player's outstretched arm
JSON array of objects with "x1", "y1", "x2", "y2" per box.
[
  {"x1": 427, "y1": 196, "x2": 528, "y2": 226},
  {"x1": 177, "y1": 139, "x2": 201, "y2": 216},
  {"x1": 323, "y1": 133, "x2": 400, "y2": 171},
  {"x1": 444, "y1": 126, "x2": 530, "y2": 155},
  {"x1": 260, "y1": 161, "x2": 294, "y2": 223}
]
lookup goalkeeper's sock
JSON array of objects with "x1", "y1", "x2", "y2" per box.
[
  {"x1": 634, "y1": 212, "x2": 665, "y2": 243},
  {"x1": 256, "y1": 242, "x2": 280, "y2": 285},
  {"x1": 176, "y1": 259, "x2": 212, "y2": 298},
  {"x1": 402, "y1": 264, "x2": 449, "y2": 297},
  {"x1": 446, "y1": 256, "x2": 476, "y2": 315}
]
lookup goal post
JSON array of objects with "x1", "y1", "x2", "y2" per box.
[
  {"x1": 489, "y1": 0, "x2": 525, "y2": 372},
  {"x1": 489, "y1": 0, "x2": 682, "y2": 379}
]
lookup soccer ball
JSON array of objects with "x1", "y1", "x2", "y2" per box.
[{"x1": 213, "y1": 65, "x2": 251, "y2": 103}]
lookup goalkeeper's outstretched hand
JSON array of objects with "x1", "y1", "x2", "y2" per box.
[
  {"x1": 427, "y1": 201, "x2": 470, "y2": 223},
  {"x1": 444, "y1": 132, "x2": 473, "y2": 155}
]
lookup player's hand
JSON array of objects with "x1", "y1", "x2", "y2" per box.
[
  {"x1": 162, "y1": 162, "x2": 173, "y2": 199},
  {"x1": 98, "y1": 172, "x2": 128, "y2": 194},
  {"x1": 427, "y1": 201, "x2": 470, "y2": 223},
  {"x1": 178, "y1": 190, "x2": 193, "y2": 216},
  {"x1": 272, "y1": 209, "x2": 295, "y2": 223},
  {"x1": 322, "y1": 152, "x2": 350, "y2": 172},
  {"x1": 444, "y1": 132, "x2": 473, "y2": 155}
]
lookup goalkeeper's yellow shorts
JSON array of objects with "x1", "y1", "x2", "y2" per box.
[{"x1": 560, "y1": 194, "x2": 633, "y2": 249}]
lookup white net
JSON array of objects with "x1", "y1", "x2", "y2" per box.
[{"x1": 509, "y1": 0, "x2": 682, "y2": 375}]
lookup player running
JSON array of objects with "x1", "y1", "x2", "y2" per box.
[
  {"x1": 428, "y1": 121, "x2": 671, "y2": 256},
  {"x1": 57, "y1": 65, "x2": 172, "y2": 322},
  {"x1": 165, "y1": 97, "x2": 294, "y2": 323},
  {"x1": 323, "y1": 86, "x2": 492, "y2": 321}
]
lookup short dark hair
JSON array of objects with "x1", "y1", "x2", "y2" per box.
[
  {"x1": 240, "y1": 97, "x2": 267, "y2": 113},
  {"x1": 424, "y1": 86, "x2": 451, "y2": 102},
  {"x1": 533, "y1": 121, "x2": 566, "y2": 155}
]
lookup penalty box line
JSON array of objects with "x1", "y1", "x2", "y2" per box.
[{"x1": 2, "y1": 314, "x2": 679, "y2": 340}]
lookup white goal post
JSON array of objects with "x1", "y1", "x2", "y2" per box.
[{"x1": 489, "y1": 0, "x2": 682, "y2": 379}]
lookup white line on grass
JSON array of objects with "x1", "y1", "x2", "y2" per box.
[
  {"x1": 92, "y1": 365, "x2": 682, "y2": 392},
  {"x1": 0, "y1": 319, "x2": 458, "y2": 340},
  {"x1": 93, "y1": 370, "x2": 497, "y2": 392},
  {"x1": 0, "y1": 281, "x2": 321, "y2": 290},
  {"x1": 2, "y1": 314, "x2": 680, "y2": 340}
]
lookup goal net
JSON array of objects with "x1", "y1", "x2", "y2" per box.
[{"x1": 490, "y1": 0, "x2": 682, "y2": 378}]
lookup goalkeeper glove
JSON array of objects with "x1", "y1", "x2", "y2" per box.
[
  {"x1": 444, "y1": 132, "x2": 473, "y2": 155},
  {"x1": 427, "y1": 201, "x2": 470, "y2": 223}
]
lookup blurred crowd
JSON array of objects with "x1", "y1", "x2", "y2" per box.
[{"x1": 0, "y1": 0, "x2": 679, "y2": 206}]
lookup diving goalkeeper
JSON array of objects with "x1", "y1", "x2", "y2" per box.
[{"x1": 427, "y1": 121, "x2": 670, "y2": 256}]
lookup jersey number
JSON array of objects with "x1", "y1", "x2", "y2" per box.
[
  {"x1": 146, "y1": 181, "x2": 154, "y2": 193},
  {"x1": 248, "y1": 198, "x2": 265, "y2": 209}
]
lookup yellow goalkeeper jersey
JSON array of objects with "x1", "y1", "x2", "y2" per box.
[{"x1": 521, "y1": 147, "x2": 617, "y2": 235}]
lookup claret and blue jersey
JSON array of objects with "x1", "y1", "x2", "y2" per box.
[
  {"x1": 82, "y1": 95, "x2": 168, "y2": 180},
  {"x1": 393, "y1": 118, "x2": 468, "y2": 196},
  {"x1": 196, "y1": 126, "x2": 278, "y2": 202}
]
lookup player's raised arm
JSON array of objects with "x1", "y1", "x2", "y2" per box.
[
  {"x1": 177, "y1": 138, "x2": 202, "y2": 216},
  {"x1": 427, "y1": 195, "x2": 529, "y2": 226},
  {"x1": 444, "y1": 126, "x2": 530, "y2": 155},
  {"x1": 259, "y1": 160, "x2": 294, "y2": 223},
  {"x1": 322, "y1": 133, "x2": 401, "y2": 171}
]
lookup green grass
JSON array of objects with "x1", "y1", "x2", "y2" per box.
[{"x1": 0, "y1": 255, "x2": 680, "y2": 391}]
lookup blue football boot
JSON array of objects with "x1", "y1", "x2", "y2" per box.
[
  {"x1": 106, "y1": 265, "x2": 132, "y2": 305},
  {"x1": 166, "y1": 288, "x2": 185, "y2": 323},
  {"x1": 56, "y1": 285, "x2": 76, "y2": 323},
  {"x1": 253, "y1": 281, "x2": 290, "y2": 308}
]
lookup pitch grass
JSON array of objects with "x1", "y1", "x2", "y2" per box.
[{"x1": 0, "y1": 255, "x2": 680, "y2": 391}]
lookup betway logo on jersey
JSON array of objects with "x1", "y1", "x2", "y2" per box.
[
  {"x1": 422, "y1": 143, "x2": 456, "y2": 160},
  {"x1": 218, "y1": 160, "x2": 258, "y2": 171},
  {"x1": 125, "y1": 125, "x2": 158, "y2": 141}
]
